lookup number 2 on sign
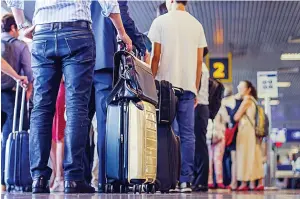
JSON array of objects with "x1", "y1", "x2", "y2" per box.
[{"x1": 213, "y1": 62, "x2": 225, "y2": 78}]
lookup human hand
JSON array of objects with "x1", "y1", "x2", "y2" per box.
[
  {"x1": 144, "y1": 50, "x2": 150, "y2": 64},
  {"x1": 22, "y1": 26, "x2": 35, "y2": 39},
  {"x1": 194, "y1": 98, "x2": 198, "y2": 108},
  {"x1": 15, "y1": 75, "x2": 28, "y2": 88},
  {"x1": 118, "y1": 32, "x2": 132, "y2": 52}
]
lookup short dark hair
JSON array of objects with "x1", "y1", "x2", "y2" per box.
[
  {"x1": 157, "y1": 2, "x2": 168, "y2": 16},
  {"x1": 1, "y1": 14, "x2": 17, "y2": 32},
  {"x1": 176, "y1": 0, "x2": 188, "y2": 6}
]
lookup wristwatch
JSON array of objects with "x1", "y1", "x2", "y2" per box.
[{"x1": 17, "y1": 22, "x2": 29, "y2": 31}]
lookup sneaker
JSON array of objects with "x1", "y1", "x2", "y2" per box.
[
  {"x1": 169, "y1": 184, "x2": 180, "y2": 193},
  {"x1": 179, "y1": 182, "x2": 192, "y2": 193}
]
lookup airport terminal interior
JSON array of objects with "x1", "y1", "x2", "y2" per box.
[{"x1": 1, "y1": 0, "x2": 300, "y2": 198}]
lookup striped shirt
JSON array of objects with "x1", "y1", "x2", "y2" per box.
[{"x1": 6, "y1": 0, "x2": 120, "y2": 25}]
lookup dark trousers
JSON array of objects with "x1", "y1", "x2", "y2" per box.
[
  {"x1": 172, "y1": 91, "x2": 196, "y2": 183},
  {"x1": 88, "y1": 68, "x2": 113, "y2": 186},
  {"x1": 1, "y1": 90, "x2": 29, "y2": 185},
  {"x1": 193, "y1": 104, "x2": 209, "y2": 187},
  {"x1": 29, "y1": 25, "x2": 95, "y2": 181}
]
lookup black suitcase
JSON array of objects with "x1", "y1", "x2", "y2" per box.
[
  {"x1": 5, "y1": 81, "x2": 32, "y2": 192},
  {"x1": 156, "y1": 125, "x2": 181, "y2": 193}
]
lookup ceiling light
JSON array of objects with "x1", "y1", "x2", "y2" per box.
[
  {"x1": 262, "y1": 100, "x2": 280, "y2": 106},
  {"x1": 277, "y1": 82, "x2": 291, "y2": 87},
  {"x1": 280, "y1": 53, "x2": 300, "y2": 61},
  {"x1": 288, "y1": 36, "x2": 300, "y2": 44}
]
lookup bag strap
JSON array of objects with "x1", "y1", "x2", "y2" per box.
[
  {"x1": 2, "y1": 37, "x2": 17, "y2": 43},
  {"x1": 106, "y1": 78, "x2": 125, "y2": 105}
]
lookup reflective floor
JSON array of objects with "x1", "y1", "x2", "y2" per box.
[{"x1": 1, "y1": 190, "x2": 300, "y2": 199}]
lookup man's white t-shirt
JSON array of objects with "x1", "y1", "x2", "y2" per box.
[
  {"x1": 148, "y1": 10, "x2": 207, "y2": 95},
  {"x1": 197, "y1": 62, "x2": 209, "y2": 105}
]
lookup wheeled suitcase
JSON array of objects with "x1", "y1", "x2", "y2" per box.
[
  {"x1": 5, "y1": 81, "x2": 32, "y2": 192},
  {"x1": 156, "y1": 125, "x2": 181, "y2": 193},
  {"x1": 105, "y1": 99, "x2": 157, "y2": 193}
]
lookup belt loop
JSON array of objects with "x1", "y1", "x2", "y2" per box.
[
  {"x1": 50, "y1": 23, "x2": 54, "y2": 30},
  {"x1": 58, "y1": 22, "x2": 62, "y2": 30}
]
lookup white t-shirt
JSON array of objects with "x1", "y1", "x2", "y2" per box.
[
  {"x1": 197, "y1": 62, "x2": 209, "y2": 105},
  {"x1": 148, "y1": 10, "x2": 207, "y2": 95}
]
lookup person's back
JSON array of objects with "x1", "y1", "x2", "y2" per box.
[
  {"x1": 149, "y1": 0, "x2": 207, "y2": 193},
  {"x1": 149, "y1": 10, "x2": 206, "y2": 94}
]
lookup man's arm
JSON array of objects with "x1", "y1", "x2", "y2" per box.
[
  {"x1": 119, "y1": 1, "x2": 146, "y2": 55},
  {"x1": 150, "y1": 42, "x2": 161, "y2": 77},
  {"x1": 98, "y1": 0, "x2": 132, "y2": 51},
  {"x1": 196, "y1": 48, "x2": 204, "y2": 93},
  {"x1": 1, "y1": 58, "x2": 28, "y2": 86}
]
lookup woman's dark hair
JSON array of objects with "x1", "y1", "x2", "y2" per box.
[
  {"x1": 157, "y1": 2, "x2": 168, "y2": 16},
  {"x1": 243, "y1": 80, "x2": 258, "y2": 100}
]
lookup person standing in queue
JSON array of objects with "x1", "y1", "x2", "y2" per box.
[
  {"x1": 148, "y1": 0, "x2": 207, "y2": 193},
  {"x1": 6, "y1": 0, "x2": 132, "y2": 194},
  {"x1": 89, "y1": 0, "x2": 149, "y2": 193}
]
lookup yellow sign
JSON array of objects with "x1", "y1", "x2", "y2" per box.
[{"x1": 206, "y1": 53, "x2": 232, "y2": 83}]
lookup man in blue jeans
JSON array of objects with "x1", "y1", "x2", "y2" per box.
[
  {"x1": 148, "y1": 0, "x2": 207, "y2": 193},
  {"x1": 90, "y1": 0, "x2": 149, "y2": 193},
  {"x1": 7, "y1": 0, "x2": 132, "y2": 194}
]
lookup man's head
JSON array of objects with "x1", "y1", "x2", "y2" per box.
[
  {"x1": 1, "y1": 14, "x2": 19, "y2": 38},
  {"x1": 165, "y1": 0, "x2": 187, "y2": 11},
  {"x1": 157, "y1": 2, "x2": 168, "y2": 17}
]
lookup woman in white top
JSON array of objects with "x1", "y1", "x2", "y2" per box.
[{"x1": 234, "y1": 81, "x2": 264, "y2": 191}]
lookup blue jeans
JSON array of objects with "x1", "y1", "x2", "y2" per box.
[
  {"x1": 30, "y1": 24, "x2": 95, "y2": 181},
  {"x1": 1, "y1": 90, "x2": 29, "y2": 185},
  {"x1": 172, "y1": 91, "x2": 196, "y2": 183}
]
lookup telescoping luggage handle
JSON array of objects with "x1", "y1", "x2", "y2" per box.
[{"x1": 12, "y1": 80, "x2": 26, "y2": 138}]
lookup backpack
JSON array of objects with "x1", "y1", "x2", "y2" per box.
[
  {"x1": 249, "y1": 99, "x2": 269, "y2": 138},
  {"x1": 1, "y1": 37, "x2": 17, "y2": 90},
  {"x1": 208, "y1": 78, "x2": 224, "y2": 119}
]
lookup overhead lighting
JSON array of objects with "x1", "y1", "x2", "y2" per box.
[
  {"x1": 288, "y1": 36, "x2": 300, "y2": 44},
  {"x1": 262, "y1": 100, "x2": 280, "y2": 106},
  {"x1": 280, "y1": 53, "x2": 300, "y2": 61},
  {"x1": 277, "y1": 82, "x2": 291, "y2": 88}
]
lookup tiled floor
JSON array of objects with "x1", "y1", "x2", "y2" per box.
[{"x1": 1, "y1": 190, "x2": 300, "y2": 199}]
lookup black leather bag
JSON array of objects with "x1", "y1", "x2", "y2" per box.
[{"x1": 107, "y1": 50, "x2": 158, "y2": 106}]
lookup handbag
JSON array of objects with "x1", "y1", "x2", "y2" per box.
[
  {"x1": 107, "y1": 50, "x2": 158, "y2": 106},
  {"x1": 225, "y1": 123, "x2": 238, "y2": 147}
]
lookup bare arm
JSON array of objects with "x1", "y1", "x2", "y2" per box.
[
  {"x1": 109, "y1": 13, "x2": 132, "y2": 51},
  {"x1": 1, "y1": 58, "x2": 28, "y2": 85},
  {"x1": 151, "y1": 42, "x2": 161, "y2": 77},
  {"x1": 234, "y1": 98, "x2": 252, "y2": 122},
  {"x1": 196, "y1": 48, "x2": 204, "y2": 93}
]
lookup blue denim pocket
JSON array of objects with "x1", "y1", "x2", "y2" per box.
[
  {"x1": 31, "y1": 40, "x2": 48, "y2": 67},
  {"x1": 65, "y1": 34, "x2": 95, "y2": 63}
]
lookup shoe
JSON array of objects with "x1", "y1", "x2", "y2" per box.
[
  {"x1": 64, "y1": 181, "x2": 95, "y2": 193},
  {"x1": 179, "y1": 182, "x2": 192, "y2": 193},
  {"x1": 169, "y1": 184, "x2": 180, "y2": 193},
  {"x1": 32, "y1": 176, "x2": 50, "y2": 194},
  {"x1": 50, "y1": 179, "x2": 64, "y2": 192},
  {"x1": 192, "y1": 184, "x2": 208, "y2": 192},
  {"x1": 208, "y1": 184, "x2": 215, "y2": 189},
  {"x1": 237, "y1": 186, "x2": 249, "y2": 191},
  {"x1": 227, "y1": 185, "x2": 237, "y2": 191},
  {"x1": 254, "y1": 185, "x2": 264, "y2": 191},
  {"x1": 217, "y1": 183, "x2": 226, "y2": 189}
]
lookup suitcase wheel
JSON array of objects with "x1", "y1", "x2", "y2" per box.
[
  {"x1": 133, "y1": 184, "x2": 142, "y2": 194},
  {"x1": 105, "y1": 184, "x2": 114, "y2": 193},
  {"x1": 119, "y1": 185, "x2": 127, "y2": 193},
  {"x1": 144, "y1": 184, "x2": 156, "y2": 194}
]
